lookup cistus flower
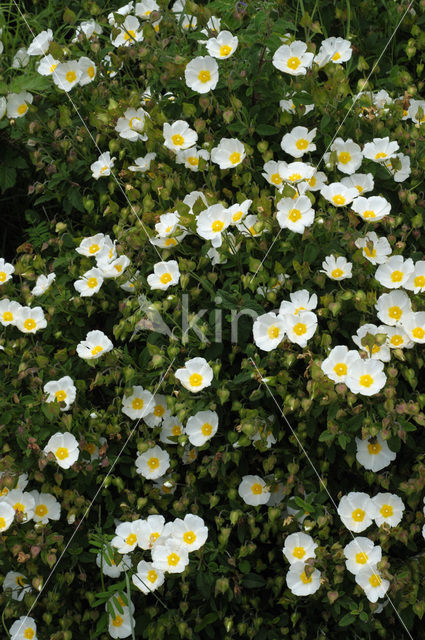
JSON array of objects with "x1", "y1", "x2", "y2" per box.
[
  {"x1": 363, "y1": 136, "x2": 399, "y2": 162},
  {"x1": 44, "y1": 432, "x2": 79, "y2": 469},
  {"x1": 115, "y1": 107, "x2": 148, "y2": 141},
  {"x1": 185, "y1": 55, "x2": 219, "y2": 93},
  {"x1": 96, "y1": 547, "x2": 132, "y2": 578},
  {"x1": 196, "y1": 204, "x2": 232, "y2": 247},
  {"x1": 352, "y1": 324, "x2": 390, "y2": 362},
  {"x1": 128, "y1": 152, "x2": 156, "y2": 172},
  {"x1": 78, "y1": 57, "x2": 97, "y2": 86},
  {"x1": 43, "y1": 376, "x2": 77, "y2": 411},
  {"x1": 401, "y1": 312, "x2": 425, "y2": 344},
  {"x1": 111, "y1": 520, "x2": 143, "y2": 553},
  {"x1": 135, "y1": 445, "x2": 170, "y2": 480},
  {"x1": 29, "y1": 490, "x2": 61, "y2": 524},
  {"x1": 52, "y1": 61, "x2": 82, "y2": 91},
  {"x1": 176, "y1": 147, "x2": 210, "y2": 171},
  {"x1": 405, "y1": 261, "x2": 425, "y2": 293},
  {"x1": 185, "y1": 410, "x2": 218, "y2": 446},
  {"x1": 341, "y1": 172, "x2": 374, "y2": 195},
  {"x1": 76, "y1": 330, "x2": 113, "y2": 360},
  {"x1": 375, "y1": 290, "x2": 412, "y2": 326},
  {"x1": 121, "y1": 386, "x2": 155, "y2": 420},
  {"x1": 321, "y1": 345, "x2": 361, "y2": 384},
  {"x1": 15, "y1": 306, "x2": 47, "y2": 334},
  {"x1": 321, "y1": 255, "x2": 352, "y2": 280},
  {"x1": 253, "y1": 312, "x2": 286, "y2": 352},
  {"x1": 343, "y1": 537, "x2": 382, "y2": 575},
  {"x1": 163, "y1": 120, "x2": 198, "y2": 151},
  {"x1": 337, "y1": 492, "x2": 377, "y2": 532},
  {"x1": 320, "y1": 182, "x2": 358, "y2": 207},
  {"x1": 166, "y1": 514, "x2": 208, "y2": 552},
  {"x1": 74, "y1": 267, "x2": 104, "y2": 297},
  {"x1": 90, "y1": 151, "x2": 116, "y2": 179},
  {"x1": 276, "y1": 195, "x2": 315, "y2": 233},
  {"x1": 351, "y1": 195, "x2": 391, "y2": 222},
  {"x1": 31, "y1": 273, "x2": 56, "y2": 296},
  {"x1": 0, "y1": 299, "x2": 21, "y2": 326},
  {"x1": 151, "y1": 538, "x2": 189, "y2": 573},
  {"x1": 345, "y1": 358, "x2": 387, "y2": 396},
  {"x1": 314, "y1": 36, "x2": 352, "y2": 66},
  {"x1": 27, "y1": 29, "x2": 53, "y2": 55},
  {"x1": 174, "y1": 357, "x2": 213, "y2": 392},
  {"x1": 238, "y1": 475, "x2": 270, "y2": 506},
  {"x1": 147, "y1": 260, "x2": 180, "y2": 290},
  {"x1": 0, "y1": 502, "x2": 16, "y2": 533},
  {"x1": 372, "y1": 492, "x2": 405, "y2": 527},
  {"x1": 374, "y1": 255, "x2": 414, "y2": 289},
  {"x1": 285, "y1": 311, "x2": 318, "y2": 347},
  {"x1": 205, "y1": 30, "x2": 238, "y2": 59},
  {"x1": 355, "y1": 566, "x2": 389, "y2": 602},
  {"x1": 355, "y1": 232, "x2": 391, "y2": 265},
  {"x1": 137, "y1": 515, "x2": 166, "y2": 549},
  {"x1": 329, "y1": 137, "x2": 362, "y2": 174},
  {"x1": 9, "y1": 616, "x2": 38, "y2": 640},
  {"x1": 272, "y1": 41, "x2": 314, "y2": 75},
  {"x1": 111, "y1": 15, "x2": 143, "y2": 47},
  {"x1": 286, "y1": 562, "x2": 321, "y2": 596},
  {"x1": 132, "y1": 560, "x2": 165, "y2": 594},
  {"x1": 280, "y1": 126, "x2": 317, "y2": 158},
  {"x1": 2, "y1": 571, "x2": 32, "y2": 601},
  {"x1": 211, "y1": 138, "x2": 245, "y2": 169},
  {"x1": 282, "y1": 532, "x2": 317, "y2": 564},
  {"x1": 6, "y1": 91, "x2": 33, "y2": 118}
]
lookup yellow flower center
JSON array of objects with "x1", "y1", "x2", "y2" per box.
[
  {"x1": 355, "y1": 552, "x2": 368, "y2": 564},
  {"x1": 229, "y1": 151, "x2": 241, "y2": 165},
  {"x1": 24, "y1": 629, "x2": 34, "y2": 639},
  {"x1": 333, "y1": 362, "x2": 347, "y2": 376},
  {"x1": 413, "y1": 327, "x2": 425, "y2": 340},
  {"x1": 391, "y1": 270, "x2": 403, "y2": 283},
  {"x1": 154, "y1": 404, "x2": 165, "y2": 417},
  {"x1": 50, "y1": 63, "x2": 58, "y2": 73},
  {"x1": 147, "y1": 457, "x2": 159, "y2": 470},
  {"x1": 288, "y1": 172, "x2": 301, "y2": 182},
  {"x1": 220, "y1": 45, "x2": 232, "y2": 57},
  {"x1": 16, "y1": 575, "x2": 25, "y2": 586},
  {"x1": 0, "y1": 517, "x2": 6, "y2": 529},
  {"x1": 188, "y1": 373, "x2": 203, "y2": 387},
  {"x1": 3, "y1": 311, "x2": 13, "y2": 321},
  {"x1": 300, "y1": 571, "x2": 312, "y2": 584},
  {"x1": 198, "y1": 70, "x2": 211, "y2": 83},
  {"x1": 267, "y1": 325, "x2": 280, "y2": 339},
  {"x1": 150, "y1": 532, "x2": 160, "y2": 545},
  {"x1": 351, "y1": 508, "x2": 365, "y2": 522},
  {"x1": 251, "y1": 483, "x2": 263, "y2": 494},
  {"x1": 124, "y1": 29, "x2": 136, "y2": 41},
  {"x1": 390, "y1": 335, "x2": 403, "y2": 346},
  {"x1": 295, "y1": 138, "x2": 309, "y2": 150},
  {"x1": 331, "y1": 268, "x2": 343, "y2": 278},
  {"x1": 87, "y1": 277, "x2": 98, "y2": 289},
  {"x1": 287, "y1": 56, "x2": 301, "y2": 69},
  {"x1": 167, "y1": 553, "x2": 180, "y2": 566},
  {"x1": 293, "y1": 322, "x2": 307, "y2": 336},
  {"x1": 388, "y1": 306, "x2": 402, "y2": 320},
  {"x1": 308, "y1": 176, "x2": 316, "y2": 187},
  {"x1": 23, "y1": 318, "x2": 36, "y2": 331},
  {"x1": 165, "y1": 238, "x2": 177, "y2": 247},
  {"x1": 338, "y1": 151, "x2": 351, "y2": 164},
  {"x1": 363, "y1": 209, "x2": 376, "y2": 219},
  {"x1": 212, "y1": 220, "x2": 224, "y2": 232},
  {"x1": 171, "y1": 134, "x2": 184, "y2": 146},
  {"x1": 0, "y1": 272, "x2": 6, "y2": 282},
  {"x1": 369, "y1": 574, "x2": 382, "y2": 588},
  {"x1": 332, "y1": 51, "x2": 341, "y2": 61},
  {"x1": 288, "y1": 208, "x2": 301, "y2": 222},
  {"x1": 55, "y1": 447, "x2": 69, "y2": 460},
  {"x1": 126, "y1": 533, "x2": 137, "y2": 545},
  {"x1": 85, "y1": 443, "x2": 96, "y2": 455},
  {"x1": 359, "y1": 374, "x2": 373, "y2": 388},
  {"x1": 332, "y1": 194, "x2": 346, "y2": 205},
  {"x1": 232, "y1": 210, "x2": 244, "y2": 222},
  {"x1": 292, "y1": 546, "x2": 305, "y2": 559},
  {"x1": 132, "y1": 397, "x2": 144, "y2": 410},
  {"x1": 91, "y1": 345, "x2": 103, "y2": 356},
  {"x1": 380, "y1": 504, "x2": 393, "y2": 518},
  {"x1": 112, "y1": 615, "x2": 123, "y2": 627},
  {"x1": 99, "y1": 165, "x2": 108, "y2": 174},
  {"x1": 375, "y1": 152, "x2": 387, "y2": 159},
  {"x1": 201, "y1": 422, "x2": 213, "y2": 436},
  {"x1": 66, "y1": 70, "x2": 77, "y2": 83},
  {"x1": 414, "y1": 275, "x2": 425, "y2": 288},
  {"x1": 17, "y1": 104, "x2": 28, "y2": 115},
  {"x1": 364, "y1": 246, "x2": 376, "y2": 257},
  {"x1": 55, "y1": 390, "x2": 67, "y2": 402},
  {"x1": 271, "y1": 173, "x2": 282, "y2": 185},
  {"x1": 147, "y1": 569, "x2": 157, "y2": 583},
  {"x1": 160, "y1": 273, "x2": 172, "y2": 284},
  {"x1": 183, "y1": 530, "x2": 196, "y2": 544},
  {"x1": 356, "y1": 185, "x2": 364, "y2": 193},
  {"x1": 35, "y1": 504, "x2": 48, "y2": 517},
  {"x1": 172, "y1": 425, "x2": 181, "y2": 435},
  {"x1": 187, "y1": 156, "x2": 199, "y2": 166},
  {"x1": 87, "y1": 66, "x2": 95, "y2": 78},
  {"x1": 14, "y1": 502, "x2": 25, "y2": 513},
  {"x1": 89, "y1": 243, "x2": 99, "y2": 254},
  {"x1": 367, "y1": 442, "x2": 382, "y2": 454}
]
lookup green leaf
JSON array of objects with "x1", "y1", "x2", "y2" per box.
[
  {"x1": 194, "y1": 612, "x2": 218, "y2": 632},
  {"x1": 242, "y1": 573, "x2": 266, "y2": 588},
  {"x1": 0, "y1": 166, "x2": 16, "y2": 193},
  {"x1": 255, "y1": 124, "x2": 279, "y2": 136},
  {"x1": 339, "y1": 613, "x2": 355, "y2": 627}
]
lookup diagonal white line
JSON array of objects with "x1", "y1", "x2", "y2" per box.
[
  {"x1": 249, "y1": 357, "x2": 414, "y2": 640},
  {"x1": 12, "y1": 0, "x2": 164, "y2": 264},
  {"x1": 250, "y1": 0, "x2": 414, "y2": 283}
]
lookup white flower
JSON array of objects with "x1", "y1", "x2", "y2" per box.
[
  {"x1": 151, "y1": 538, "x2": 189, "y2": 573},
  {"x1": 143, "y1": 394, "x2": 171, "y2": 428},
  {"x1": 285, "y1": 311, "x2": 317, "y2": 348},
  {"x1": 180, "y1": 14, "x2": 197, "y2": 30},
  {"x1": 321, "y1": 345, "x2": 361, "y2": 384},
  {"x1": 96, "y1": 547, "x2": 131, "y2": 578},
  {"x1": 196, "y1": 204, "x2": 232, "y2": 247},
  {"x1": 163, "y1": 120, "x2": 198, "y2": 152},
  {"x1": 175, "y1": 357, "x2": 213, "y2": 392},
  {"x1": 407, "y1": 99, "x2": 425, "y2": 124},
  {"x1": 27, "y1": 29, "x2": 53, "y2": 55},
  {"x1": 404, "y1": 260, "x2": 425, "y2": 293},
  {"x1": 147, "y1": 260, "x2": 180, "y2": 290},
  {"x1": 15, "y1": 306, "x2": 47, "y2": 334},
  {"x1": 137, "y1": 515, "x2": 166, "y2": 549},
  {"x1": 272, "y1": 41, "x2": 314, "y2": 75},
  {"x1": 343, "y1": 537, "x2": 382, "y2": 575},
  {"x1": 44, "y1": 432, "x2": 79, "y2": 469},
  {"x1": 352, "y1": 323, "x2": 391, "y2": 362},
  {"x1": 12, "y1": 48, "x2": 30, "y2": 69},
  {"x1": 211, "y1": 138, "x2": 245, "y2": 169},
  {"x1": 341, "y1": 172, "x2": 374, "y2": 195},
  {"x1": 111, "y1": 15, "x2": 143, "y2": 47},
  {"x1": 185, "y1": 55, "x2": 219, "y2": 93},
  {"x1": 385, "y1": 152, "x2": 411, "y2": 182},
  {"x1": 321, "y1": 255, "x2": 352, "y2": 280},
  {"x1": 0, "y1": 299, "x2": 21, "y2": 327},
  {"x1": 352, "y1": 195, "x2": 391, "y2": 222},
  {"x1": 355, "y1": 566, "x2": 389, "y2": 602},
  {"x1": 108, "y1": 2, "x2": 134, "y2": 25},
  {"x1": 320, "y1": 182, "x2": 358, "y2": 207},
  {"x1": 280, "y1": 126, "x2": 317, "y2": 158},
  {"x1": 128, "y1": 152, "x2": 156, "y2": 172},
  {"x1": 286, "y1": 562, "x2": 321, "y2": 595},
  {"x1": 9, "y1": 616, "x2": 37, "y2": 640},
  {"x1": 78, "y1": 57, "x2": 97, "y2": 86},
  {"x1": 76, "y1": 233, "x2": 108, "y2": 257},
  {"x1": 363, "y1": 136, "x2": 399, "y2": 162},
  {"x1": 345, "y1": 359, "x2": 387, "y2": 396},
  {"x1": 135, "y1": 0, "x2": 160, "y2": 18},
  {"x1": 337, "y1": 492, "x2": 376, "y2": 532},
  {"x1": 132, "y1": 560, "x2": 165, "y2": 594},
  {"x1": 205, "y1": 30, "x2": 238, "y2": 59},
  {"x1": 90, "y1": 151, "x2": 115, "y2": 179},
  {"x1": 355, "y1": 232, "x2": 391, "y2": 265},
  {"x1": 402, "y1": 312, "x2": 425, "y2": 343},
  {"x1": 160, "y1": 416, "x2": 184, "y2": 443},
  {"x1": 122, "y1": 386, "x2": 155, "y2": 420},
  {"x1": 120, "y1": 271, "x2": 140, "y2": 292},
  {"x1": 29, "y1": 490, "x2": 61, "y2": 524},
  {"x1": 279, "y1": 289, "x2": 318, "y2": 317},
  {"x1": 176, "y1": 147, "x2": 210, "y2": 171},
  {"x1": 372, "y1": 492, "x2": 405, "y2": 527},
  {"x1": 201, "y1": 15, "x2": 221, "y2": 36},
  {"x1": 238, "y1": 475, "x2": 270, "y2": 506},
  {"x1": 76, "y1": 330, "x2": 113, "y2": 359},
  {"x1": 186, "y1": 410, "x2": 218, "y2": 446},
  {"x1": 165, "y1": 514, "x2": 208, "y2": 551},
  {"x1": 108, "y1": 603, "x2": 135, "y2": 639},
  {"x1": 111, "y1": 520, "x2": 142, "y2": 553},
  {"x1": 135, "y1": 445, "x2": 170, "y2": 480},
  {"x1": 0, "y1": 97, "x2": 6, "y2": 120},
  {"x1": 280, "y1": 161, "x2": 314, "y2": 184},
  {"x1": 374, "y1": 255, "x2": 414, "y2": 289},
  {"x1": 280, "y1": 97, "x2": 314, "y2": 115},
  {"x1": 73, "y1": 268, "x2": 104, "y2": 297},
  {"x1": 6, "y1": 92, "x2": 33, "y2": 118},
  {"x1": 73, "y1": 19, "x2": 103, "y2": 40},
  {"x1": 253, "y1": 312, "x2": 286, "y2": 352},
  {"x1": 381, "y1": 324, "x2": 412, "y2": 349},
  {"x1": 375, "y1": 290, "x2": 411, "y2": 326},
  {"x1": 282, "y1": 532, "x2": 317, "y2": 564},
  {"x1": 315, "y1": 36, "x2": 352, "y2": 66},
  {"x1": 276, "y1": 195, "x2": 315, "y2": 233},
  {"x1": 262, "y1": 160, "x2": 287, "y2": 189},
  {"x1": 2, "y1": 572, "x2": 32, "y2": 601},
  {"x1": 52, "y1": 61, "x2": 82, "y2": 91},
  {"x1": 31, "y1": 273, "x2": 56, "y2": 296},
  {"x1": 97, "y1": 255, "x2": 130, "y2": 279},
  {"x1": 329, "y1": 137, "x2": 362, "y2": 174},
  {"x1": 44, "y1": 376, "x2": 76, "y2": 412},
  {"x1": 228, "y1": 199, "x2": 253, "y2": 224},
  {"x1": 115, "y1": 107, "x2": 147, "y2": 141},
  {"x1": 0, "y1": 502, "x2": 15, "y2": 533},
  {"x1": 298, "y1": 171, "x2": 327, "y2": 193}
]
